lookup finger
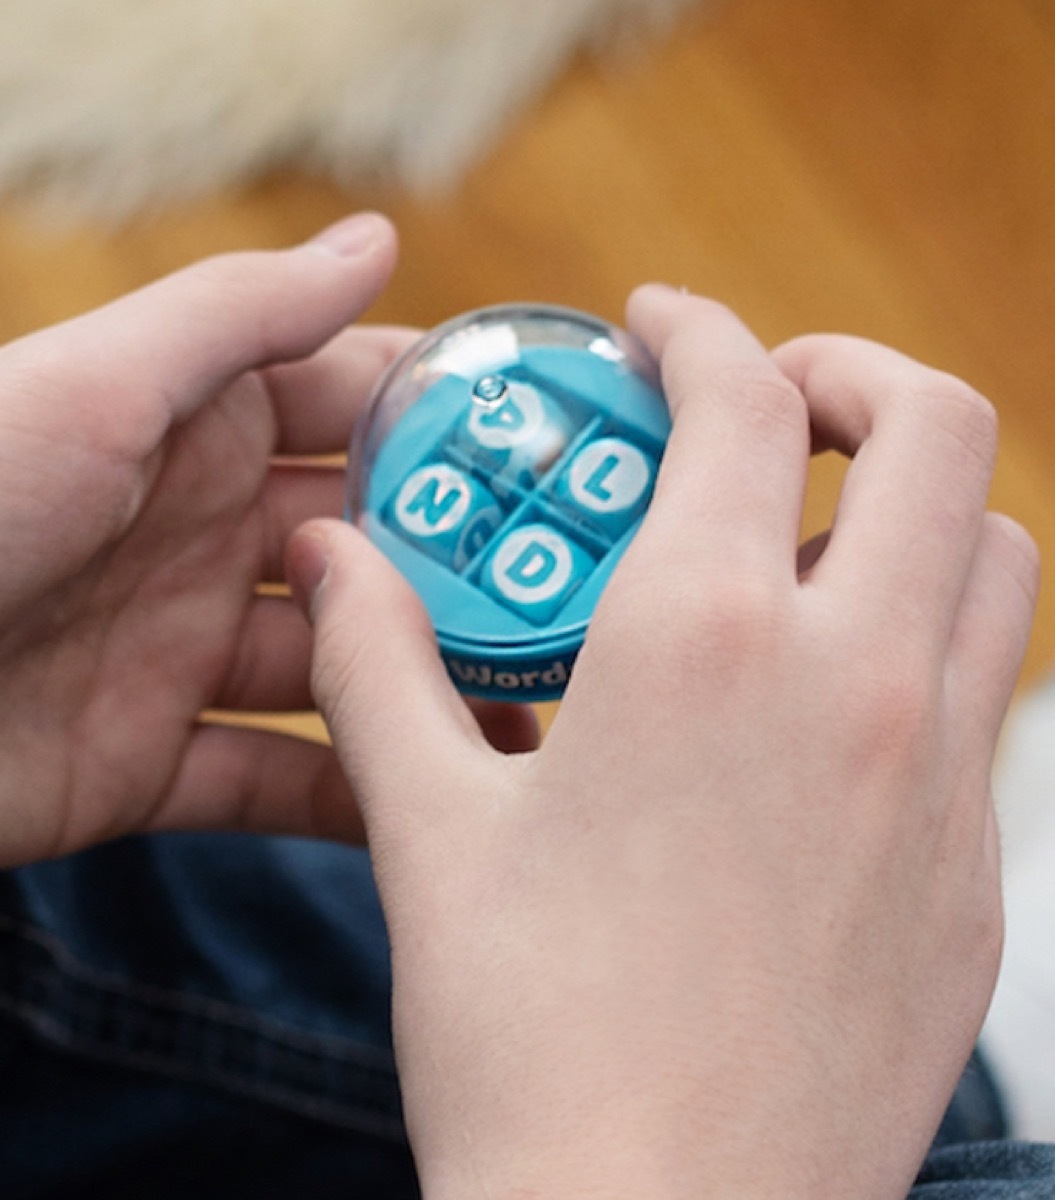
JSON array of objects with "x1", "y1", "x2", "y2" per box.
[
  {"x1": 50, "y1": 213, "x2": 399, "y2": 459},
  {"x1": 626, "y1": 286, "x2": 809, "y2": 578},
  {"x1": 154, "y1": 724, "x2": 367, "y2": 843},
  {"x1": 263, "y1": 324, "x2": 420, "y2": 456},
  {"x1": 945, "y1": 513, "x2": 1040, "y2": 757},
  {"x1": 773, "y1": 334, "x2": 998, "y2": 636},
  {"x1": 218, "y1": 554, "x2": 542, "y2": 758},
  {"x1": 213, "y1": 594, "x2": 314, "y2": 711},
  {"x1": 797, "y1": 528, "x2": 832, "y2": 580},
  {"x1": 466, "y1": 697, "x2": 541, "y2": 755},
  {"x1": 210, "y1": 591, "x2": 544, "y2": 757},
  {"x1": 285, "y1": 518, "x2": 499, "y2": 837},
  {"x1": 260, "y1": 464, "x2": 346, "y2": 581}
]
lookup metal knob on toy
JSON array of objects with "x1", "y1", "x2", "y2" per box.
[{"x1": 346, "y1": 303, "x2": 670, "y2": 702}]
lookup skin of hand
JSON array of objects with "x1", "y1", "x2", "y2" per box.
[
  {"x1": 0, "y1": 212, "x2": 538, "y2": 868},
  {"x1": 287, "y1": 287, "x2": 1040, "y2": 1200}
]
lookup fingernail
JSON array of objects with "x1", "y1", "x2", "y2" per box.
[
  {"x1": 632, "y1": 282, "x2": 691, "y2": 305},
  {"x1": 307, "y1": 212, "x2": 389, "y2": 258},
  {"x1": 287, "y1": 530, "x2": 331, "y2": 621}
]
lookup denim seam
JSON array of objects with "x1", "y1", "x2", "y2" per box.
[
  {"x1": 0, "y1": 917, "x2": 407, "y2": 1142},
  {"x1": 0, "y1": 914, "x2": 392, "y2": 1063}
]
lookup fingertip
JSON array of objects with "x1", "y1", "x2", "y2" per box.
[
  {"x1": 287, "y1": 211, "x2": 400, "y2": 326},
  {"x1": 296, "y1": 211, "x2": 400, "y2": 296},
  {"x1": 292, "y1": 514, "x2": 486, "y2": 815},
  {"x1": 285, "y1": 517, "x2": 394, "y2": 624},
  {"x1": 626, "y1": 280, "x2": 681, "y2": 308},
  {"x1": 72, "y1": 213, "x2": 403, "y2": 438},
  {"x1": 285, "y1": 519, "x2": 339, "y2": 620},
  {"x1": 770, "y1": 334, "x2": 841, "y2": 392},
  {"x1": 625, "y1": 286, "x2": 750, "y2": 364},
  {"x1": 625, "y1": 282, "x2": 682, "y2": 337},
  {"x1": 290, "y1": 516, "x2": 436, "y2": 647},
  {"x1": 304, "y1": 211, "x2": 397, "y2": 260}
]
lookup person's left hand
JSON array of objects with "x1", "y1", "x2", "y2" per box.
[{"x1": 0, "y1": 213, "x2": 536, "y2": 867}]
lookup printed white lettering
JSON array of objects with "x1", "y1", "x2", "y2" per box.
[{"x1": 444, "y1": 658, "x2": 572, "y2": 691}]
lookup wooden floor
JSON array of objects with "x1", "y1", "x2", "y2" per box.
[{"x1": 1, "y1": 0, "x2": 1053, "y2": 730}]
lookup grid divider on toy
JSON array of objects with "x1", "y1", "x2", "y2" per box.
[{"x1": 380, "y1": 365, "x2": 662, "y2": 621}]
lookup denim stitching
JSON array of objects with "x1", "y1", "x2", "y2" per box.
[
  {"x1": 0, "y1": 914, "x2": 393, "y2": 1061},
  {"x1": 0, "y1": 917, "x2": 407, "y2": 1141}
]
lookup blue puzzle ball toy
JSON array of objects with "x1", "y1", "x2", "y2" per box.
[{"x1": 347, "y1": 304, "x2": 671, "y2": 702}]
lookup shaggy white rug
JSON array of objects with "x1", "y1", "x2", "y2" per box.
[{"x1": 0, "y1": 0, "x2": 701, "y2": 218}]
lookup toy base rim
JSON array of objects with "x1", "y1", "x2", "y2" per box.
[{"x1": 438, "y1": 640, "x2": 579, "y2": 703}]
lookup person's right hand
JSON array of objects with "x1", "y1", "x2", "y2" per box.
[
  {"x1": 289, "y1": 288, "x2": 1039, "y2": 1200},
  {"x1": 0, "y1": 213, "x2": 537, "y2": 868}
]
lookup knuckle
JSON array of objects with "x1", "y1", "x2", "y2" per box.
[
  {"x1": 616, "y1": 569, "x2": 786, "y2": 686},
  {"x1": 722, "y1": 367, "x2": 806, "y2": 438},
  {"x1": 914, "y1": 373, "x2": 999, "y2": 468},
  {"x1": 666, "y1": 351, "x2": 806, "y2": 439},
  {"x1": 842, "y1": 660, "x2": 937, "y2": 765}
]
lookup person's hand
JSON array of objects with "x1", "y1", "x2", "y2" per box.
[
  {"x1": 0, "y1": 212, "x2": 536, "y2": 867},
  {"x1": 288, "y1": 287, "x2": 1039, "y2": 1200}
]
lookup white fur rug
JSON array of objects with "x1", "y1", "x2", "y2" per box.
[{"x1": 0, "y1": 0, "x2": 700, "y2": 219}]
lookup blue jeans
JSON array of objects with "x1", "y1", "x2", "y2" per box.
[{"x1": 0, "y1": 832, "x2": 1052, "y2": 1198}]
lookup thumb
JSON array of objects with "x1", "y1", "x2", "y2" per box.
[
  {"x1": 286, "y1": 518, "x2": 491, "y2": 835},
  {"x1": 23, "y1": 212, "x2": 400, "y2": 458}
]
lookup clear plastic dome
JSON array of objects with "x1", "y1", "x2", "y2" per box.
[
  {"x1": 346, "y1": 303, "x2": 669, "y2": 702},
  {"x1": 348, "y1": 304, "x2": 660, "y2": 520}
]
